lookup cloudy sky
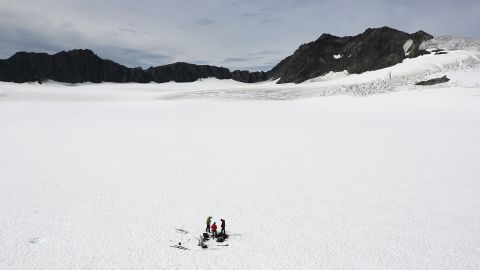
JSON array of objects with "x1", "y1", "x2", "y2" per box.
[{"x1": 1, "y1": 0, "x2": 478, "y2": 71}]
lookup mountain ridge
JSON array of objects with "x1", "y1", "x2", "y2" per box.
[{"x1": 0, "y1": 26, "x2": 433, "y2": 84}]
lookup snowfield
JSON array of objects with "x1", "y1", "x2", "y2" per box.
[{"x1": 1, "y1": 49, "x2": 480, "y2": 269}]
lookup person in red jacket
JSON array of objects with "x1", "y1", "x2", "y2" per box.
[{"x1": 211, "y1": 222, "x2": 218, "y2": 239}]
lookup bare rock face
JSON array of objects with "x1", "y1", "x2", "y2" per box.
[
  {"x1": 270, "y1": 27, "x2": 433, "y2": 83},
  {"x1": 415, "y1": 75, "x2": 450, "y2": 86},
  {"x1": 231, "y1": 70, "x2": 269, "y2": 83},
  {"x1": 0, "y1": 50, "x2": 265, "y2": 84},
  {"x1": 146, "y1": 62, "x2": 232, "y2": 83},
  {"x1": 0, "y1": 49, "x2": 150, "y2": 83}
]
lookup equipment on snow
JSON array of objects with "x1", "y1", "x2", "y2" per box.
[
  {"x1": 197, "y1": 235, "x2": 208, "y2": 249},
  {"x1": 175, "y1": 227, "x2": 189, "y2": 243},
  {"x1": 170, "y1": 227, "x2": 190, "y2": 250},
  {"x1": 170, "y1": 244, "x2": 189, "y2": 250},
  {"x1": 175, "y1": 228, "x2": 189, "y2": 234}
]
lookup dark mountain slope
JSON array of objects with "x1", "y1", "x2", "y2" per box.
[
  {"x1": 270, "y1": 27, "x2": 433, "y2": 83},
  {"x1": 0, "y1": 49, "x2": 149, "y2": 83},
  {"x1": 146, "y1": 62, "x2": 231, "y2": 83}
]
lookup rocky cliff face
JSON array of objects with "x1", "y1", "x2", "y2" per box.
[
  {"x1": 231, "y1": 70, "x2": 269, "y2": 83},
  {"x1": 0, "y1": 50, "x2": 263, "y2": 84},
  {"x1": 146, "y1": 62, "x2": 231, "y2": 83},
  {"x1": 0, "y1": 49, "x2": 150, "y2": 83},
  {"x1": 270, "y1": 27, "x2": 433, "y2": 83},
  {"x1": 415, "y1": 75, "x2": 450, "y2": 86},
  {"x1": 0, "y1": 27, "x2": 433, "y2": 84}
]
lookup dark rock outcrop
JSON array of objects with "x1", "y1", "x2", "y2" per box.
[
  {"x1": 431, "y1": 49, "x2": 448, "y2": 55},
  {"x1": 0, "y1": 49, "x2": 150, "y2": 83},
  {"x1": 231, "y1": 70, "x2": 269, "y2": 83},
  {"x1": 270, "y1": 26, "x2": 433, "y2": 83},
  {"x1": 415, "y1": 75, "x2": 450, "y2": 86},
  {"x1": 0, "y1": 49, "x2": 266, "y2": 84},
  {"x1": 146, "y1": 62, "x2": 232, "y2": 83}
]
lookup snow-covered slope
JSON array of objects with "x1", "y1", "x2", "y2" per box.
[{"x1": 421, "y1": 36, "x2": 480, "y2": 52}]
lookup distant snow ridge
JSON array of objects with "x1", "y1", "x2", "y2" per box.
[{"x1": 421, "y1": 36, "x2": 480, "y2": 51}]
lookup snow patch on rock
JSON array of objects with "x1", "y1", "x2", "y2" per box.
[{"x1": 403, "y1": 39, "x2": 414, "y2": 55}]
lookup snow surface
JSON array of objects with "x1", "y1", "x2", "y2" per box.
[
  {"x1": 308, "y1": 70, "x2": 349, "y2": 83},
  {"x1": 1, "y1": 48, "x2": 480, "y2": 269}
]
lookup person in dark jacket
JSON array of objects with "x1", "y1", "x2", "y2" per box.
[
  {"x1": 220, "y1": 219, "x2": 226, "y2": 235},
  {"x1": 206, "y1": 216, "x2": 212, "y2": 233},
  {"x1": 211, "y1": 222, "x2": 218, "y2": 239}
]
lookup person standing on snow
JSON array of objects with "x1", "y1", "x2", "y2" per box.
[
  {"x1": 211, "y1": 222, "x2": 218, "y2": 239},
  {"x1": 220, "y1": 219, "x2": 226, "y2": 235},
  {"x1": 206, "y1": 216, "x2": 212, "y2": 233}
]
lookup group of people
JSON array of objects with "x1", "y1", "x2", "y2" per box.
[{"x1": 205, "y1": 216, "x2": 225, "y2": 238}]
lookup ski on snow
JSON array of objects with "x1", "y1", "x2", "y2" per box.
[{"x1": 170, "y1": 244, "x2": 189, "y2": 250}]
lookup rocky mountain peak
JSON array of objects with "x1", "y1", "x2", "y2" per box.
[{"x1": 270, "y1": 27, "x2": 434, "y2": 83}]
